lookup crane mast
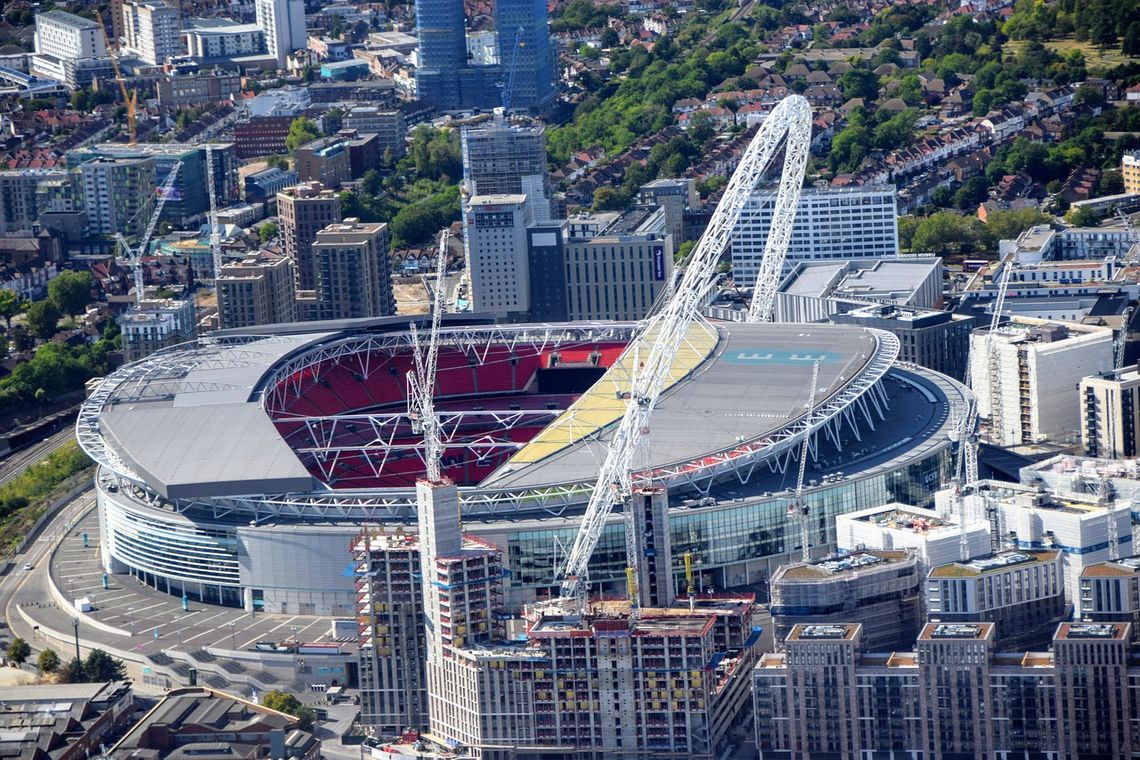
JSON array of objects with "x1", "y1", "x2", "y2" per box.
[
  {"x1": 116, "y1": 164, "x2": 180, "y2": 306},
  {"x1": 205, "y1": 145, "x2": 223, "y2": 279},
  {"x1": 95, "y1": 10, "x2": 137, "y2": 145},
  {"x1": 408, "y1": 229, "x2": 450, "y2": 482},
  {"x1": 554, "y1": 94, "x2": 814, "y2": 607},
  {"x1": 986, "y1": 259, "x2": 1014, "y2": 444},
  {"x1": 790, "y1": 361, "x2": 820, "y2": 563}
]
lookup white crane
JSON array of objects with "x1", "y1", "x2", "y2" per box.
[
  {"x1": 205, "y1": 144, "x2": 223, "y2": 280},
  {"x1": 554, "y1": 94, "x2": 814, "y2": 608},
  {"x1": 116, "y1": 164, "x2": 180, "y2": 306},
  {"x1": 408, "y1": 229, "x2": 450, "y2": 482},
  {"x1": 789, "y1": 361, "x2": 820, "y2": 562},
  {"x1": 1099, "y1": 473, "x2": 1122, "y2": 562},
  {"x1": 985, "y1": 258, "x2": 1014, "y2": 444}
]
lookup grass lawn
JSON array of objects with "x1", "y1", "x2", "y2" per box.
[{"x1": 1008, "y1": 37, "x2": 1139, "y2": 71}]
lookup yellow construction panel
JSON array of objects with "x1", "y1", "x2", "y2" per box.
[{"x1": 509, "y1": 321, "x2": 720, "y2": 464}]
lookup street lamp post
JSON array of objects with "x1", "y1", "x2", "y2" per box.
[
  {"x1": 229, "y1": 621, "x2": 236, "y2": 650},
  {"x1": 71, "y1": 617, "x2": 80, "y2": 663},
  {"x1": 128, "y1": 607, "x2": 135, "y2": 636}
]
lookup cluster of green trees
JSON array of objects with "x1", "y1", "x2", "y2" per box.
[
  {"x1": 551, "y1": 0, "x2": 622, "y2": 32},
  {"x1": 1004, "y1": 0, "x2": 1140, "y2": 52},
  {"x1": 69, "y1": 88, "x2": 115, "y2": 112},
  {"x1": 0, "y1": 441, "x2": 93, "y2": 550},
  {"x1": 285, "y1": 118, "x2": 321, "y2": 154},
  {"x1": 262, "y1": 689, "x2": 318, "y2": 731},
  {"x1": 899, "y1": 208, "x2": 1054, "y2": 256},
  {"x1": 829, "y1": 106, "x2": 919, "y2": 173},
  {"x1": 0, "y1": 338, "x2": 115, "y2": 414}
]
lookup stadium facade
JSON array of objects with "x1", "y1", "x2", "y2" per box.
[{"x1": 78, "y1": 316, "x2": 967, "y2": 615}]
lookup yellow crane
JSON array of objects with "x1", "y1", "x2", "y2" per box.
[{"x1": 95, "y1": 9, "x2": 137, "y2": 144}]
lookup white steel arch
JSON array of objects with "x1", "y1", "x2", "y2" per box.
[
  {"x1": 555, "y1": 94, "x2": 815, "y2": 605},
  {"x1": 745, "y1": 95, "x2": 814, "y2": 323}
]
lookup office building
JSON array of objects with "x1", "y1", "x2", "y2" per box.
[
  {"x1": 1080, "y1": 557, "x2": 1140, "y2": 642},
  {"x1": 461, "y1": 116, "x2": 554, "y2": 222},
  {"x1": 557, "y1": 205, "x2": 673, "y2": 322},
  {"x1": 278, "y1": 182, "x2": 342, "y2": 291},
  {"x1": 183, "y1": 19, "x2": 267, "y2": 59},
  {"x1": 244, "y1": 166, "x2": 298, "y2": 204},
  {"x1": 639, "y1": 177, "x2": 697, "y2": 247},
  {"x1": 836, "y1": 502, "x2": 992, "y2": 574},
  {"x1": 769, "y1": 551, "x2": 922, "y2": 652},
  {"x1": 926, "y1": 550, "x2": 1066, "y2": 649},
  {"x1": 831, "y1": 304, "x2": 974, "y2": 381},
  {"x1": 122, "y1": 0, "x2": 181, "y2": 66},
  {"x1": 465, "y1": 194, "x2": 530, "y2": 318},
  {"x1": 754, "y1": 621, "x2": 1137, "y2": 759},
  {"x1": 0, "y1": 170, "x2": 70, "y2": 234},
  {"x1": 216, "y1": 251, "x2": 297, "y2": 330},
  {"x1": 255, "y1": 0, "x2": 305, "y2": 68},
  {"x1": 1123, "y1": 150, "x2": 1140, "y2": 195},
  {"x1": 156, "y1": 70, "x2": 242, "y2": 109},
  {"x1": 234, "y1": 116, "x2": 295, "y2": 159},
  {"x1": 353, "y1": 527, "x2": 429, "y2": 738},
  {"x1": 70, "y1": 143, "x2": 239, "y2": 228},
  {"x1": 493, "y1": 0, "x2": 555, "y2": 112},
  {"x1": 294, "y1": 136, "x2": 351, "y2": 188},
  {"x1": 969, "y1": 318, "x2": 1114, "y2": 447},
  {"x1": 31, "y1": 11, "x2": 113, "y2": 89},
  {"x1": 1080, "y1": 366, "x2": 1140, "y2": 459},
  {"x1": 119, "y1": 298, "x2": 197, "y2": 362},
  {"x1": 771, "y1": 257, "x2": 943, "y2": 324},
  {"x1": 342, "y1": 107, "x2": 406, "y2": 158},
  {"x1": 731, "y1": 185, "x2": 898, "y2": 285},
  {"x1": 953, "y1": 481, "x2": 1134, "y2": 614},
  {"x1": 76, "y1": 157, "x2": 156, "y2": 238},
  {"x1": 312, "y1": 220, "x2": 394, "y2": 320}
]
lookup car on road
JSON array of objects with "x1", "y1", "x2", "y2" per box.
[{"x1": 23, "y1": 562, "x2": 31, "y2": 571}]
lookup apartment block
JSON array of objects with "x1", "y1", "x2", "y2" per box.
[
  {"x1": 969, "y1": 318, "x2": 1113, "y2": 447},
  {"x1": 255, "y1": 0, "x2": 305, "y2": 68},
  {"x1": 638, "y1": 177, "x2": 698, "y2": 247},
  {"x1": 769, "y1": 551, "x2": 922, "y2": 652},
  {"x1": 122, "y1": 0, "x2": 181, "y2": 66},
  {"x1": 731, "y1": 185, "x2": 898, "y2": 285},
  {"x1": 1081, "y1": 557, "x2": 1140, "y2": 642},
  {"x1": 119, "y1": 298, "x2": 197, "y2": 362},
  {"x1": 465, "y1": 194, "x2": 530, "y2": 318},
  {"x1": 277, "y1": 182, "x2": 342, "y2": 291},
  {"x1": 31, "y1": 11, "x2": 113, "y2": 89},
  {"x1": 312, "y1": 219, "x2": 394, "y2": 320},
  {"x1": 926, "y1": 550, "x2": 1067, "y2": 649},
  {"x1": 836, "y1": 502, "x2": 992, "y2": 573},
  {"x1": 294, "y1": 137, "x2": 351, "y2": 188},
  {"x1": 1080, "y1": 366, "x2": 1140, "y2": 459},
  {"x1": 156, "y1": 71, "x2": 242, "y2": 109},
  {"x1": 342, "y1": 107, "x2": 406, "y2": 158},
  {"x1": 216, "y1": 251, "x2": 297, "y2": 330},
  {"x1": 831, "y1": 304, "x2": 974, "y2": 382},
  {"x1": 754, "y1": 621, "x2": 1136, "y2": 759},
  {"x1": 1124, "y1": 151, "x2": 1140, "y2": 195},
  {"x1": 461, "y1": 116, "x2": 554, "y2": 222},
  {"x1": 0, "y1": 170, "x2": 70, "y2": 234},
  {"x1": 76, "y1": 156, "x2": 156, "y2": 238}
]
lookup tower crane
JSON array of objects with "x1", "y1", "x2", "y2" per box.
[
  {"x1": 985, "y1": 258, "x2": 1015, "y2": 444},
  {"x1": 1100, "y1": 473, "x2": 1122, "y2": 562},
  {"x1": 205, "y1": 145, "x2": 223, "y2": 280},
  {"x1": 553, "y1": 94, "x2": 814, "y2": 609},
  {"x1": 408, "y1": 229, "x2": 450, "y2": 482},
  {"x1": 498, "y1": 26, "x2": 524, "y2": 112},
  {"x1": 116, "y1": 164, "x2": 180, "y2": 306},
  {"x1": 789, "y1": 361, "x2": 820, "y2": 563},
  {"x1": 95, "y1": 10, "x2": 137, "y2": 145}
]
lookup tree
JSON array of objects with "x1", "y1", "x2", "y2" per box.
[
  {"x1": 60, "y1": 658, "x2": 85, "y2": 683},
  {"x1": 47, "y1": 270, "x2": 94, "y2": 317},
  {"x1": 838, "y1": 69, "x2": 879, "y2": 102},
  {"x1": 259, "y1": 222, "x2": 279, "y2": 244},
  {"x1": 262, "y1": 689, "x2": 318, "y2": 731},
  {"x1": 25, "y1": 300, "x2": 60, "y2": 341},
  {"x1": 323, "y1": 107, "x2": 344, "y2": 134},
  {"x1": 0, "y1": 290, "x2": 28, "y2": 331},
  {"x1": 285, "y1": 118, "x2": 320, "y2": 153},
  {"x1": 911, "y1": 212, "x2": 988, "y2": 255},
  {"x1": 265, "y1": 155, "x2": 290, "y2": 171},
  {"x1": 1125, "y1": 22, "x2": 1140, "y2": 56},
  {"x1": 83, "y1": 649, "x2": 126, "y2": 681},
  {"x1": 37, "y1": 648, "x2": 60, "y2": 674},
  {"x1": 6, "y1": 637, "x2": 30, "y2": 665},
  {"x1": 953, "y1": 176, "x2": 990, "y2": 210},
  {"x1": 1066, "y1": 206, "x2": 1101, "y2": 227},
  {"x1": 983, "y1": 208, "x2": 1053, "y2": 241},
  {"x1": 601, "y1": 26, "x2": 619, "y2": 48}
]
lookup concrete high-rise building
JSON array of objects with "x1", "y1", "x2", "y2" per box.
[
  {"x1": 119, "y1": 298, "x2": 197, "y2": 362},
  {"x1": 216, "y1": 251, "x2": 297, "y2": 330},
  {"x1": 312, "y1": 220, "x2": 394, "y2": 320},
  {"x1": 254, "y1": 0, "x2": 305, "y2": 68},
  {"x1": 31, "y1": 11, "x2": 113, "y2": 89},
  {"x1": 1080, "y1": 556, "x2": 1140, "y2": 642},
  {"x1": 493, "y1": 0, "x2": 555, "y2": 112},
  {"x1": 412, "y1": 0, "x2": 470, "y2": 109},
  {"x1": 926, "y1": 550, "x2": 1067, "y2": 649},
  {"x1": 293, "y1": 137, "x2": 351, "y2": 188},
  {"x1": 122, "y1": 0, "x2": 181, "y2": 66},
  {"x1": 278, "y1": 183, "x2": 342, "y2": 291},
  {"x1": 0, "y1": 170, "x2": 70, "y2": 234},
  {"x1": 342, "y1": 107, "x2": 406, "y2": 158},
  {"x1": 732, "y1": 185, "x2": 898, "y2": 284},
  {"x1": 461, "y1": 116, "x2": 553, "y2": 222},
  {"x1": 1080, "y1": 366, "x2": 1140, "y2": 459},
  {"x1": 836, "y1": 502, "x2": 992, "y2": 575},
  {"x1": 769, "y1": 551, "x2": 922, "y2": 652},
  {"x1": 754, "y1": 621, "x2": 1137, "y2": 760},
  {"x1": 76, "y1": 156, "x2": 156, "y2": 238},
  {"x1": 639, "y1": 177, "x2": 697, "y2": 248},
  {"x1": 465, "y1": 194, "x2": 530, "y2": 318},
  {"x1": 969, "y1": 318, "x2": 1113, "y2": 447},
  {"x1": 831, "y1": 304, "x2": 974, "y2": 382}
]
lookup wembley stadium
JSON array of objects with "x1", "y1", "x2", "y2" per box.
[{"x1": 77, "y1": 315, "x2": 967, "y2": 615}]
